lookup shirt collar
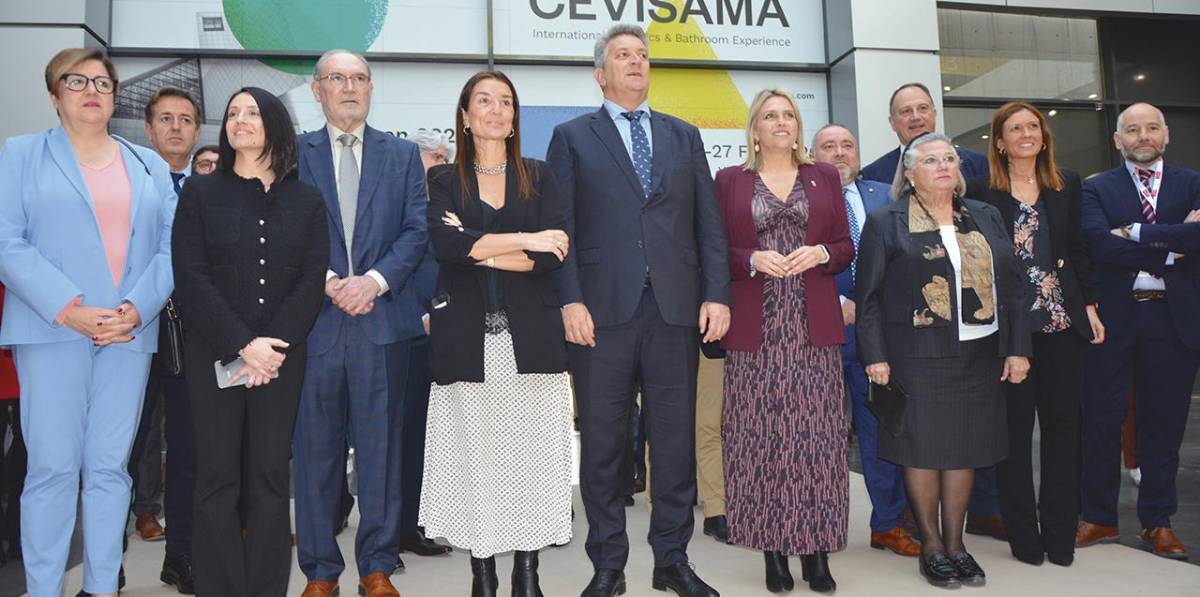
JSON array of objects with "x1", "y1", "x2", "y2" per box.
[
  {"x1": 173, "y1": 164, "x2": 192, "y2": 178},
  {"x1": 1125, "y1": 158, "x2": 1163, "y2": 177},
  {"x1": 327, "y1": 121, "x2": 367, "y2": 146},
  {"x1": 603, "y1": 99, "x2": 651, "y2": 122},
  {"x1": 842, "y1": 181, "x2": 860, "y2": 196}
]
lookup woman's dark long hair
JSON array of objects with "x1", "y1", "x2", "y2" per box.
[
  {"x1": 217, "y1": 86, "x2": 298, "y2": 181},
  {"x1": 454, "y1": 71, "x2": 535, "y2": 201}
]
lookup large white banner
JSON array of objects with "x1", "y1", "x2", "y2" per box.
[{"x1": 494, "y1": 0, "x2": 826, "y2": 64}]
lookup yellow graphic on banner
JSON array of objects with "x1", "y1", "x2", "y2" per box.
[{"x1": 647, "y1": 0, "x2": 748, "y2": 129}]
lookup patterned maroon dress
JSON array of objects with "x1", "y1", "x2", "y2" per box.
[{"x1": 722, "y1": 173, "x2": 849, "y2": 555}]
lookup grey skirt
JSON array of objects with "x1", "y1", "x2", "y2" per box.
[{"x1": 880, "y1": 333, "x2": 1008, "y2": 469}]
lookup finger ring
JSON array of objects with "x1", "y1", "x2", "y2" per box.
[{"x1": 555, "y1": 241, "x2": 562, "y2": 247}]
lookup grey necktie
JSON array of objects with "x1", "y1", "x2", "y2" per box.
[{"x1": 337, "y1": 133, "x2": 359, "y2": 274}]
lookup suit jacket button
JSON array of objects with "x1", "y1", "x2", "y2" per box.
[
  {"x1": 260, "y1": 259, "x2": 266, "y2": 265},
  {"x1": 1057, "y1": 258, "x2": 1064, "y2": 268},
  {"x1": 258, "y1": 298, "x2": 265, "y2": 304},
  {"x1": 259, "y1": 279, "x2": 266, "y2": 285},
  {"x1": 259, "y1": 237, "x2": 266, "y2": 244},
  {"x1": 637, "y1": 240, "x2": 644, "y2": 249}
]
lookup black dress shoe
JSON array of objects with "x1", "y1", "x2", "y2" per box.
[
  {"x1": 1012, "y1": 550, "x2": 1044, "y2": 566},
  {"x1": 581, "y1": 568, "x2": 626, "y2": 597},
  {"x1": 763, "y1": 551, "x2": 794, "y2": 593},
  {"x1": 651, "y1": 562, "x2": 719, "y2": 597},
  {"x1": 394, "y1": 555, "x2": 406, "y2": 573},
  {"x1": 398, "y1": 533, "x2": 452, "y2": 556},
  {"x1": 161, "y1": 553, "x2": 196, "y2": 594},
  {"x1": 633, "y1": 465, "x2": 647, "y2": 494},
  {"x1": 1046, "y1": 552, "x2": 1074, "y2": 567},
  {"x1": 77, "y1": 565, "x2": 126, "y2": 596},
  {"x1": 919, "y1": 552, "x2": 961, "y2": 589},
  {"x1": 512, "y1": 550, "x2": 545, "y2": 597},
  {"x1": 950, "y1": 552, "x2": 985, "y2": 586},
  {"x1": 624, "y1": 495, "x2": 635, "y2": 507},
  {"x1": 800, "y1": 552, "x2": 836, "y2": 593},
  {"x1": 471, "y1": 556, "x2": 499, "y2": 597},
  {"x1": 702, "y1": 516, "x2": 728, "y2": 543}
]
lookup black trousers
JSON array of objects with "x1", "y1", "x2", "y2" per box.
[
  {"x1": 161, "y1": 374, "x2": 196, "y2": 559},
  {"x1": 997, "y1": 331, "x2": 1085, "y2": 558},
  {"x1": 188, "y1": 338, "x2": 305, "y2": 597},
  {"x1": 399, "y1": 336, "x2": 432, "y2": 537},
  {"x1": 573, "y1": 288, "x2": 699, "y2": 570},
  {"x1": 0, "y1": 401, "x2": 24, "y2": 564}
]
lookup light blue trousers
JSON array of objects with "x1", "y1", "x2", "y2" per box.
[{"x1": 14, "y1": 340, "x2": 151, "y2": 597}]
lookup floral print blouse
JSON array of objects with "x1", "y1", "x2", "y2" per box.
[{"x1": 1013, "y1": 199, "x2": 1071, "y2": 333}]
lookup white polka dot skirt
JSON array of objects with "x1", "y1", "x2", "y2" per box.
[{"x1": 418, "y1": 330, "x2": 574, "y2": 557}]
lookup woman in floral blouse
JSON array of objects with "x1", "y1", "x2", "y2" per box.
[{"x1": 966, "y1": 101, "x2": 1106, "y2": 568}]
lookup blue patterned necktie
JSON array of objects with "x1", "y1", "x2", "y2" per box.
[
  {"x1": 621, "y1": 110, "x2": 652, "y2": 199},
  {"x1": 843, "y1": 186, "x2": 860, "y2": 283},
  {"x1": 170, "y1": 172, "x2": 185, "y2": 194}
]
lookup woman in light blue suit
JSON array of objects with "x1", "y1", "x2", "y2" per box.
[{"x1": 0, "y1": 48, "x2": 175, "y2": 597}]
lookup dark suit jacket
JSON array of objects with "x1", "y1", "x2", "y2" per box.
[
  {"x1": 967, "y1": 170, "x2": 1098, "y2": 341},
  {"x1": 1081, "y1": 163, "x2": 1200, "y2": 349},
  {"x1": 425, "y1": 159, "x2": 568, "y2": 384},
  {"x1": 171, "y1": 171, "x2": 329, "y2": 359},
  {"x1": 837, "y1": 177, "x2": 891, "y2": 366},
  {"x1": 715, "y1": 163, "x2": 853, "y2": 350},
  {"x1": 862, "y1": 144, "x2": 989, "y2": 185},
  {"x1": 545, "y1": 107, "x2": 730, "y2": 327},
  {"x1": 856, "y1": 196, "x2": 1032, "y2": 366},
  {"x1": 298, "y1": 125, "x2": 431, "y2": 355}
]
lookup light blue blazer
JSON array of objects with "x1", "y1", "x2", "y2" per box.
[{"x1": 0, "y1": 126, "x2": 176, "y2": 353}]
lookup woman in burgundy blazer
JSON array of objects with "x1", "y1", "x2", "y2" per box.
[{"x1": 713, "y1": 88, "x2": 853, "y2": 594}]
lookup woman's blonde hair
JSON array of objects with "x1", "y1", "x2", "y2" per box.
[
  {"x1": 741, "y1": 88, "x2": 813, "y2": 171},
  {"x1": 44, "y1": 48, "x2": 118, "y2": 97}
]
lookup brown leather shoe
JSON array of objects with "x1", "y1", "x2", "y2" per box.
[
  {"x1": 300, "y1": 580, "x2": 340, "y2": 597},
  {"x1": 358, "y1": 572, "x2": 400, "y2": 597},
  {"x1": 965, "y1": 514, "x2": 1006, "y2": 540},
  {"x1": 1075, "y1": 521, "x2": 1120, "y2": 547},
  {"x1": 135, "y1": 512, "x2": 165, "y2": 541},
  {"x1": 1139, "y1": 528, "x2": 1188, "y2": 560},
  {"x1": 870, "y1": 526, "x2": 922, "y2": 556}
]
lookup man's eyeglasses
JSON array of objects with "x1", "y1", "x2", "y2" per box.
[
  {"x1": 315, "y1": 72, "x2": 371, "y2": 87},
  {"x1": 60, "y1": 73, "x2": 115, "y2": 94}
]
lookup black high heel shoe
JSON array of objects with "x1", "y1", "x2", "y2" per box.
[
  {"x1": 800, "y1": 552, "x2": 836, "y2": 593},
  {"x1": 470, "y1": 556, "x2": 499, "y2": 597},
  {"x1": 512, "y1": 550, "x2": 545, "y2": 597},
  {"x1": 764, "y1": 550, "x2": 794, "y2": 593}
]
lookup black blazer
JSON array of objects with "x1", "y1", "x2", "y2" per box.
[
  {"x1": 426, "y1": 159, "x2": 568, "y2": 384},
  {"x1": 856, "y1": 196, "x2": 1033, "y2": 366},
  {"x1": 545, "y1": 107, "x2": 730, "y2": 327},
  {"x1": 171, "y1": 170, "x2": 329, "y2": 359},
  {"x1": 966, "y1": 171, "x2": 1098, "y2": 341}
]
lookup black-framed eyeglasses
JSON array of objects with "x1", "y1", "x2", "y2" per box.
[
  {"x1": 60, "y1": 73, "x2": 116, "y2": 94},
  {"x1": 315, "y1": 72, "x2": 371, "y2": 87}
]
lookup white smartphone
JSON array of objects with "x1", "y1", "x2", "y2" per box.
[{"x1": 215, "y1": 357, "x2": 250, "y2": 389}]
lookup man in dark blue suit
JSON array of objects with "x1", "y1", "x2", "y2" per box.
[
  {"x1": 546, "y1": 24, "x2": 730, "y2": 597},
  {"x1": 293, "y1": 50, "x2": 431, "y2": 597},
  {"x1": 860, "y1": 83, "x2": 1002, "y2": 539},
  {"x1": 860, "y1": 82, "x2": 988, "y2": 185},
  {"x1": 1077, "y1": 102, "x2": 1200, "y2": 560},
  {"x1": 812, "y1": 123, "x2": 922, "y2": 558}
]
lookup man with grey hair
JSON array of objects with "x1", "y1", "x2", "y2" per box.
[
  {"x1": 1077, "y1": 102, "x2": 1200, "y2": 560},
  {"x1": 293, "y1": 49, "x2": 432, "y2": 597},
  {"x1": 547, "y1": 23, "x2": 729, "y2": 597}
]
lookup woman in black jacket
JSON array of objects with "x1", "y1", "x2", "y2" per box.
[
  {"x1": 966, "y1": 101, "x2": 1105, "y2": 568},
  {"x1": 418, "y1": 71, "x2": 572, "y2": 597},
  {"x1": 171, "y1": 87, "x2": 328, "y2": 597}
]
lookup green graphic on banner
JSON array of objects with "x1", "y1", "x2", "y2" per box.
[{"x1": 222, "y1": 0, "x2": 388, "y2": 74}]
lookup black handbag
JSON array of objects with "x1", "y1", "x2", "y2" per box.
[
  {"x1": 157, "y1": 298, "x2": 184, "y2": 377},
  {"x1": 867, "y1": 380, "x2": 908, "y2": 437}
]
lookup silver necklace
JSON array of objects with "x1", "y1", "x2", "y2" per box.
[{"x1": 473, "y1": 161, "x2": 507, "y2": 175}]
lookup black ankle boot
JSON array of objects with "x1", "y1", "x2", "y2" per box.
[
  {"x1": 512, "y1": 550, "x2": 544, "y2": 597},
  {"x1": 470, "y1": 556, "x2": 499, "y2": 597},
  {"x1": 764, "y1": 550, "x2": 794, "y2": 593},
  {"x1": 800, "y1": 552, "x2": 837, "y2": 593}
]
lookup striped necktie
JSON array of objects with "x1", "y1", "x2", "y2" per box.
[{"x1": 1136, "y1": 167, "x2": 1156, "y2": 223}]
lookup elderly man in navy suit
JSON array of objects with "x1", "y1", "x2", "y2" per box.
[
  {"x1": 811, "y1": 123, "x2": 922, "y2": 559},
  {"x1": 292, "y1": 49, "x2": 431, "y2": 597},
  {"x1": 1076, "y1": 102, "x2": 1200, "y2": 560},
  {"x1": 546, "y1": 24, "x2": 730, "y2": 597}
]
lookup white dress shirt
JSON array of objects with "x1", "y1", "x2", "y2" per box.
[{"x1": 324, "y1": 121, "x2": 388, "y2": 296}]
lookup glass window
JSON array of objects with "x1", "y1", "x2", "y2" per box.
[
  {"x1": 944, "y1": 105, "x2": 1112, "y2": 179},
  {"x1": 1100, "y1": 17, "x2": 1200, "y2": 106},
  {"x1": 938, "y1": 9, "x2": 1101, "y2": 101},
  {"x1": 201, "y1": 16, "x2": 224, "y2": 32}
]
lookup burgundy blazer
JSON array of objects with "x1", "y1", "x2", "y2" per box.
[{"x1": 714, "y1": 162, "x2": 853, "y2": 351}]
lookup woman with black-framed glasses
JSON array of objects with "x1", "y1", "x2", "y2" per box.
[{"x1": 0, "y1": 48, "x2": 176, "y2": 597}]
